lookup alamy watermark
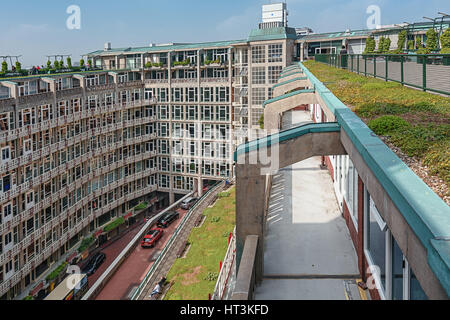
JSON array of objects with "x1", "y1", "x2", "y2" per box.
[
  {"x1": 66, "y1": 5, "x2": 81, "y2": 30},
  {"x1": 366, "y1": 5, "x2": 381, "y2": 30}
]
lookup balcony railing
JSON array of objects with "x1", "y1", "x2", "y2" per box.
[{"x1": 315, "y1": 53, "x2": 450, "y2": 96}]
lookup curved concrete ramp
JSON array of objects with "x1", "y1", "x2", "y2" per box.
[
  {"x1": 263, "y1": 89, "x2": 316, "y2": 130},
  {"x1": 234, "y1": 122, "x2": 347, "y2": 283}
]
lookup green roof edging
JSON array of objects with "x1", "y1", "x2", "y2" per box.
[
  {"x1": 280, "y1": 66, "x2": 301, "y2": 75},
  {"x1": 233, "y1": 122, "x2": 341, "y2": 162},
  {"x1": 262, "y1": 89, "x2": 315, "y2": 108},
  {"x1": 279, "y1": 70, "x2": 304, "y2": 79},
  {"x1": 272, "y1": 77, "x2": 308, "y2": 89},
  {"x1": 298, "y1": 61, "x2": 450, "y2": 297}
]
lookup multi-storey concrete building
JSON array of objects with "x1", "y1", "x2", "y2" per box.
[
  {"x1": 0, "y1": 23, "x2": 299, "y2": 299},
  {"x1": 1, "y1": 3, "x2": 448, "y2": 299}
]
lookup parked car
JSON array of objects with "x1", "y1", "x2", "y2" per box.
[
  {"x1": 141, "y1": 228, "x2": 164, "y2": 248},
  {"x1": 82, "y1": 252, "x2": 106, "y2": 276},
  {"x1": 157, "y1": 211, "x2": 180, "y2": 228},
  {"x1": 180, "y1": 197, "x2": 198, "y2": 210}
]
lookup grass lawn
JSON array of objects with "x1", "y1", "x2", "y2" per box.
[
  {"x1": 164, "y1": 187, "x2": 236, "y2": 300},
  {"x1": 303, "y1": 60, "x2": 450, "y2": 189}
]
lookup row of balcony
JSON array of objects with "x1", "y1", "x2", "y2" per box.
[
  {"x1": 0, "y1": 115, "x2": 158, "y2": 174},
  {"x1": 0, "y1": 166, "x2": 159, "y2": 266},
  {"x1": 0, "y1": 183, "x2": 158, "y2": 297},
  {"x1": 0, "y1": 99, "x2": 158, "y2": 143},
  {"x1": 0, "y1": 133, "x2": 158, "y2": 207}
]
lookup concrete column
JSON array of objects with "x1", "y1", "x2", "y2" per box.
[
  {"x1": 235, "y1": 160, "x2": 266, "y2": 285},
  {"x1": 169, "y1": 192, "x2": 175, "y2": 205},
  {"x1": 197, "y1": 178, "x2": 203, "y2": 197},
  {"x1": 300, "y1": 42, "x2": 305, "y2": 62}
]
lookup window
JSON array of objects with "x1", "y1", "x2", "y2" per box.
[
  {"x1": 1, "y1": 147, "x2": 10, "y2": 162},
  {"x1": 201, "y1": 87, "x2": 213, "y2": 102},
  {"x1": 186, "y1": 106, "x2": 197, "y2": 121},
  {"x1": 345, "y1": 157, "x2": 359, "y2": 227},
  {"x1": 252, "y1": 46, "x2": 266, "y2": 63},
  {"x1": 252, "y1": 67, "x2": 266, "y2": 84},
  {"x1": 216, "y1": 87, "x2": 229, "y2": 102},
  {"x1": 202, "y1": 106, "x2": 213, "y2": 121},
  {"x1": 185, "y1": 88, "x2": 197, "y2": 102},
  {"x1": 268, "y1": 44, "x2": 283, "y2": 62},
  {"x1": 268, "y1": 66, "x2": 282, "y2": 84},
  {"x1": 3, "y1": 203, "x2": 12, "y2": 220},
  {"x1": 217, "y1": 106, "x2": 228, "y2": 121},
  {"x1": 367, "y1": 200, "x2": 387, "y2": 293},
  {"x1": 252, "y1": 88, "x2": 266, "y2": 105},
  {"x1": 172, "y1": 106, "x2": 183, "y2": 121},
  {"x1": 171, "y1": 88, "x2": 183, "y2": 102},
  {"x1": 158, "y1": 105, "x2": 168, "y2": 120}
]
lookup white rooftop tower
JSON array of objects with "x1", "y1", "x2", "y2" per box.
[{"x1": 262, "y1": 2, "x2": 288, "y2": 27}]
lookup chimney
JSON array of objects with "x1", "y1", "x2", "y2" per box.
[{"x1": 104, "y1": 42, "x2": 111, "y2": 51}]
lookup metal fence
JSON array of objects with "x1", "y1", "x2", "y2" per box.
[
  {"x1": 315, "y1": 54, "x2": 450, "y2": 96},
  {"x1": 211, "y1": 227, "x2": 236, "y2": 300}
]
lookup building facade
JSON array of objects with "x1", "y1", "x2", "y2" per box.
[{"x1": 0, "y1": 26, "x2": 297, "y2": 299}]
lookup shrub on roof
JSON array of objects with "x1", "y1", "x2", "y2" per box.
[
  {"x1": 363, "y1": 37, "x2": 376, "y2": 54},
  {"x1": 416, "y1": 37, "x2": 423, "y2": 49},
  {"x1": 376, "y1": 37, "x2": 385, "y2": 53},
  {"x1": 103, "y1": 217, "x2": 125, "y2": 233},
  {"x1": 426, "y1": 28, "x2": 438, "y2": 51},
  {"x1": 2, "y1": 61, "x2": 7, "y2": 73},
  {"x1": 368, "y1": 115, "x2": 411, "y2": 136},
  {"x1": 408, "y1": 40, "x2": 415, "y2": 50},
  {"x1": 383, "y1": 37, "x2": 391, "y2": 53},
  {"x1": 397, "y1": 30, "x2": 407, "y2": 51}
]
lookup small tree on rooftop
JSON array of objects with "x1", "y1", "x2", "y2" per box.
[
  {"x1": 15, "y1": 61, "x2": 22, "y2": 72},
  {"x1": 54, "y1": 60, "x2": 60, "y2": 69},
  {"x1": 1, "y1": 61, "x2": 7, "y2": 73},
  {"x1": 397, "y1": 30, "x2": 407, "y2": 51},
  {"x1": 425, "y1": 28, "x2": 438, "y2": 51},
  {"x1": 364, "y1": 36, "x2": 376, "y2": 54},
  {"x1": 47, "y1": 60, "x2": 52, "y2": 70},
  {"x1": 67, "y1": 57, "x2": 72, "y2": 69},
  {"x1": 383, "y1": 37, "x2": 391, "y2": 53},
  {"x1": 407, "y1": 40, "x2": 414, "y2": 50},
  {"x1": 439, "y1": 28, "x2": 450, "y2": 53},
  {"x1": 88, "y1": 59, "x2": 92, "y2": 68},
  {"x1": 416, "y1": 37, "x2": 423, "y2": 49},
  {"x1": 376, "y1": 37, "x2": 385, "y2": 53},
  {"x1": 80, "y1": 59, "x2": 85, "y2": 67}
]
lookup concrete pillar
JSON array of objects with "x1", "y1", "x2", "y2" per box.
[
  {"x1": 235, "y1": 161, "x2": 266, "y2": 285},
  {"x1": 169, "y1": 192, "x2": 175, "y2": 205},
  {"x1": 197, "y1": 178, "x2": 203, "y2": 198},
  {"x1": 300, "y1": 42, "x2": 305, "y2": 62}
]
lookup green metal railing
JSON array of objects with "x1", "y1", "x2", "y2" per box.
[
  {"x1": 315, "y1": 54, "x2": 450, "y2": 96},
  {"x1": 130, "y1": 180, "x2": 225, "y2": 300}
]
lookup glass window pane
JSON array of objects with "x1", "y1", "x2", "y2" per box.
[
  {"x1": 392, "y1": 237, "x2": 403, "y2": 300},
  {"x1": 368, "y1": 204, "x2": 386, "y2": 291},
  {"x1": 410, "y1": 270, "x2": 428, "y2": 300}
]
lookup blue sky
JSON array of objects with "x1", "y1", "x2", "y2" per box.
[{"x1": 1, "y1": 0, "x2": 449, "y2": 67}]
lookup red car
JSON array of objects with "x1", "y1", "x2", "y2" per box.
[{"x1": 141, "y1": 228, "x2": 164, "y2": 248}]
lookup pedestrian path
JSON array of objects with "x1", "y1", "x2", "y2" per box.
[{"x1": 254, "y1": 111, "x2": 363, "y2": 300}]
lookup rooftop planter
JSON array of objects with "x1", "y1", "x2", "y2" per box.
[
  {"x1": 77, "y1": 236, "x2": 96, "y2": 253},
  {"x1": 134, "y1": 201, "x2": 148, "y2": 212},
  {"x1": 103, "y1": 217, "x2": 125, "y2": 233},
  {"x1": 172, "y1": 59, "x2": 193, "y2": 67},
  {"x1": 45, "y1": 261, "x2": 68, "y2": 283}
]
